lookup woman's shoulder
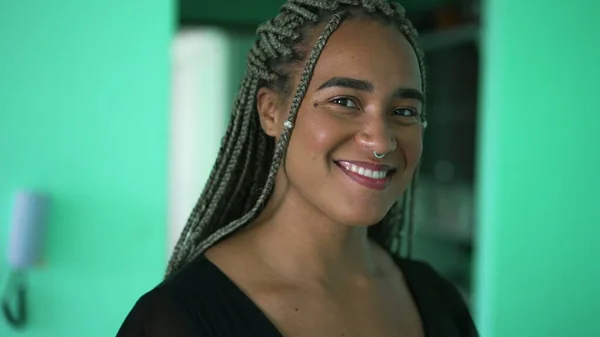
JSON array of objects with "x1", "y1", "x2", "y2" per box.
[
  {"x1": 160, "y1": 253, "x2": 230, "y2": 299},
  {"x1": 115, "y1": 255, "x2": 232, "y2": 337},
  {"x1": 394, "y1": 257, "x2": 449, "y2": 288},
  {"x1": 393, "y1": 256, "x2": 479, "y2": 337},
  {"x1": 115, "y1": 282, "x2": 197, "y2": 337},
  {"x1": 394, "y1": 256, "x2": 468, "y2": 309}
]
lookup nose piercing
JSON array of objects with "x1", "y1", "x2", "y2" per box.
[{"x1": 373, "y1": 151, "x2": 387, "y2": 159}]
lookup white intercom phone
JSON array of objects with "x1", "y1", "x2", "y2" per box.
[{"x1": 2, "y1": 190, "x2": 50, "y2": 329}]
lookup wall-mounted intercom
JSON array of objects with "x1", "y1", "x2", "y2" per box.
[{"x1": 2, "y1": 190, "x2": 50, "y2": 329}]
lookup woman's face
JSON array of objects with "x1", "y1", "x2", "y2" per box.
[{"x1": 258, "y1": 18, "x2": 423, "y2": 227}]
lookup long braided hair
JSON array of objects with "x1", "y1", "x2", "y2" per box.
[{"x1": 167, "y1": 0, "x2": 427, "y2": 277}]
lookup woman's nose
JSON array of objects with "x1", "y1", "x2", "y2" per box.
[{"x1": 354, "y1": 118, "x2": 397, "y2": 157}]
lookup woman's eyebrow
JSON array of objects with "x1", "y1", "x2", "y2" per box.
[
  {"x1": 394, "y1": 88, "x2": 424, "y2": 103},
  {"x1": 316, "y1": 77, "x2": 374, "y2": 92},
  {"x1": 316, "y1": 76, "x2": 424, "y2": 103}
]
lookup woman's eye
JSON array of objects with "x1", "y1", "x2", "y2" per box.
[
  {"x1": 331, "y1": 98, "x2": 358, "y2": 108},
  {"x1": 393, "y1": 108, "x2": 418, "y2": 118}
]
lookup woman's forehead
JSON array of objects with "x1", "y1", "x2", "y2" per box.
[{"x1": 307, "y1": 18, "x2": 422, "y2": 92}]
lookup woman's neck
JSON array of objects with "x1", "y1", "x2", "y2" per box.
[{"x1": 248, "y1": 187, "x2": 382, "y2": 285}]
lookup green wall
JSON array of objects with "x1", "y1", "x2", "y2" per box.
[
  {"x1": 0, "y1": 1, "x2": 172, "y2": 336},
  {"x1": 475, "y1": 0, "x2": 600, "y2": 336}
]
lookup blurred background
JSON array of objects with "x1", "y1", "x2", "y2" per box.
[{"x1": 1, "y1": 0, "x2": 599, "y2": 336}]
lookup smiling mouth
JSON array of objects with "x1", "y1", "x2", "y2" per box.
[{"x1": 335, "y1": 160, "x2": 396, "y2": 190}]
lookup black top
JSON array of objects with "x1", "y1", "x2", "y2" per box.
[{"x1": 116, "y1": 255, "x2": 478, "y2": 337}]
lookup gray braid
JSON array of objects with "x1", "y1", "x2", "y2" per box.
[{"x1": 166, "y1": 0, "x2": 427, "y2": 277}]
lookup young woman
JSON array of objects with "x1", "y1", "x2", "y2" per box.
[{"x1": 116, "y1": 0, "x2": 478, "y2": 336}]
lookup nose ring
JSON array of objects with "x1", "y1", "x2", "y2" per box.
[{"x1": 373, "y1": 151, "x2": 387, "y2": 159}]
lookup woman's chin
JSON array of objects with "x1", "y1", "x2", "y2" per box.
[{"x1": 334, "y1": 208, "x2": 389, "y2": 227}]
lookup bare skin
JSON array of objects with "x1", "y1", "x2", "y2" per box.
[{"x1": 205, "y1": 17, "x2": 424, "y2": 337}]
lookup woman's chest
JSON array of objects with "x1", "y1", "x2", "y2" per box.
[{"x1": 252, "y1": 280, "x2": 425, "y2": 337}]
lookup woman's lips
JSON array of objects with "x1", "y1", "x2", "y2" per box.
[{"x1": 335, "y1": 160, "x2": 396, "y2": 190}]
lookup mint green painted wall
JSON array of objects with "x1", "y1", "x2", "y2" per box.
[
  {"x1": 0, "y1": 1, "x2": 172, "y2": 336},
  {"x1": 475, "y1": 1, "x2": 600, "y2": 336}
]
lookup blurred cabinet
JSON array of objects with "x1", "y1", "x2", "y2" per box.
[
  {"x1": 413, "y1": 39, "x2": 480, "y2": 302},
  {"x1": 179, "y1": 0, "x2": 462, "y2": 27}
]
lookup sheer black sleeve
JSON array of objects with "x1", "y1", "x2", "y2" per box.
[
  {"x1": 436, "y1": 270, "x2": 479, "y2": 337},
  {"x1": 397, "y1": 257, "x2": 479, "y2": 337},
  {"x1": 115, "y1": 288, "x2": 197, "y2": 337}
]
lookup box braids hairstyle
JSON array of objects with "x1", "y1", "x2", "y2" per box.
[{"x1": 166, "y1": 0, "x2": 427, "y2": 277}]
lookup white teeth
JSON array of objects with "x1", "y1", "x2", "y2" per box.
[{"x1": 339, "y1": 162, "x2": 388, "y2": 179}]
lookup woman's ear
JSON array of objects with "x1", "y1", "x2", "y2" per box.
[{"x1": 256, "y1": 87, "x2": 282, "y2": 137}]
